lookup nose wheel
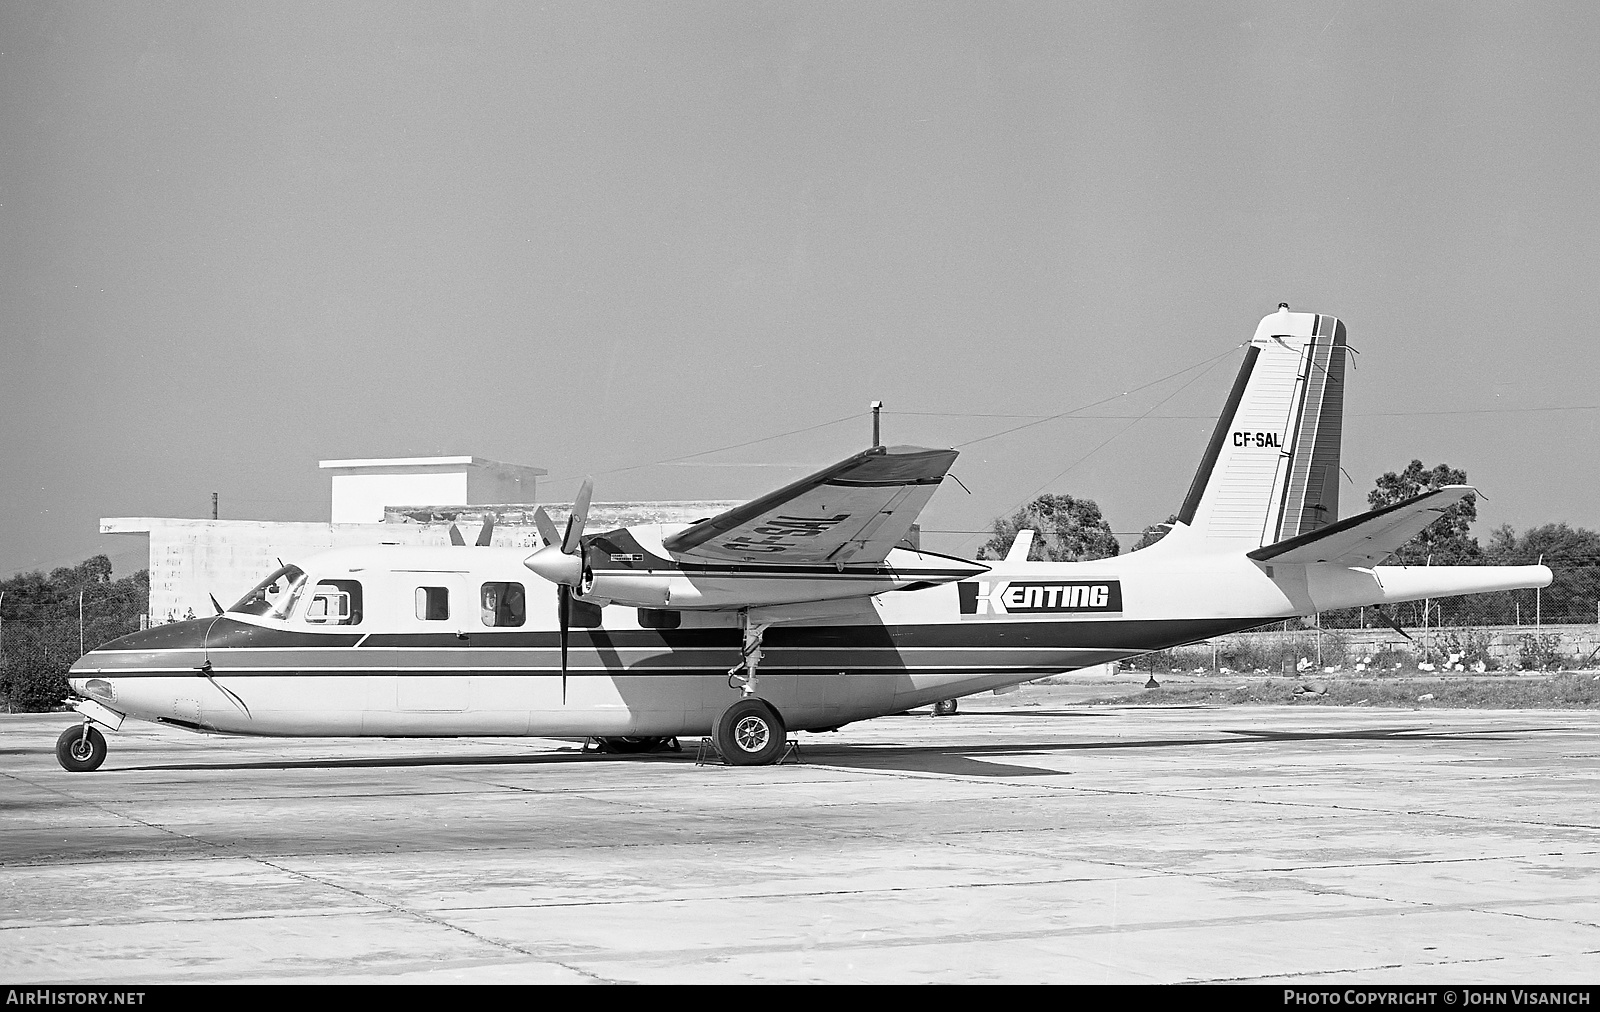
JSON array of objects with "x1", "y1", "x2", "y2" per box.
[{"x1": 56, "y1": 724, "x2": 107, "y2": 772}]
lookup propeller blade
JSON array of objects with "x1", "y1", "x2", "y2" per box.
[
  {"x1": 562, "y1": 476, "x2": 594, "y2": 555},
  {"x1": 533, "y1": 507, "x2": 560, "y2": 549},
  {"x1": 448, "y1": 523, "x2": 466, "y2": 547},
  {"x1": 557, "y1": 584, "x2": 571, "y2": 703},
  {"x1": 475, "y1": 514, "x2": 495, "y2": 547}
]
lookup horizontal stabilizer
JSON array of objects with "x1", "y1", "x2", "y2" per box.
[{"x1": 1247, "y1": 486, "x2": 1474, "y2": 566}]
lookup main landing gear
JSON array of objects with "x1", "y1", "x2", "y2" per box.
[
  {"x1": 56, "y1": 723, "x2": 107, "y2": 772},
  {"x1": 717, "y1": 614, "x2": 789, "y2": 766},
  {"x1": 713, "y1": 697, "x2": 788, "y2": 766}
]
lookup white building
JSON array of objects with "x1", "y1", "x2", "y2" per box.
[{"x1": 104, "y1": 455, "x2": 737, "y2": 623}]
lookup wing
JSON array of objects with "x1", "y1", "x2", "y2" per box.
[
  {"x1": 661, "y1": 445, "x2": 958, "y2": 565},
  {"x1": 1247, "y1": 486, "x2": 1474, "y2": 566}
]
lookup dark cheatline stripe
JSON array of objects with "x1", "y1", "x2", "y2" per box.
[
  {"x1": 93, "y1": 618, "x2": 365, "y2": 652},
  {"x1": 1178, "y1": 344, "x2": 1259, "y2": 526},
  {"x1": 109, "y1": 663, "x2": 1101, "y2": 681},
  {"x1": 96, "y1": 616, "x2": 1273, "y2": 657}
]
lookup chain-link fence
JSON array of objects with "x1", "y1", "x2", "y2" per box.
[
  {"x1": 0, "y1": 615, "x2": 142, "y2": 712},
  {"x1": 1140, "y1": 622, "x2": 1600, "y2": 675},
  {"x1": 1318, "y1": 565, "x2": 1600, "y2": 628}
]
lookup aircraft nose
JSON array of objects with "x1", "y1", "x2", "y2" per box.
[
  {"x1": 69, "y1": 650, "x2": 100, "y2": 678},
  {"x1": 68, "y1": 649, "x2": 102, "y2": 692},
  {"x1": 524, "y1": 544, "x2": 582, "y2": 587}
]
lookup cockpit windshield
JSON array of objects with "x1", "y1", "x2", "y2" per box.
[{"x1": 229, "y1": 564, "x2": 309, "y2": 620}]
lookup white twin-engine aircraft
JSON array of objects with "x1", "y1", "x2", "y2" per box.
[{"x1": 60, "y1": 307, "x2": 1551, "y2": 770}]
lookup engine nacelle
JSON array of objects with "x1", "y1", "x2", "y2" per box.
[{"x1": 577, "y1": 569, "x2": 948, "y2": 610}]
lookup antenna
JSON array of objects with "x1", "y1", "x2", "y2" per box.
[{"x1": 870, "y1": 401, "x2": 882, "y2": 448}]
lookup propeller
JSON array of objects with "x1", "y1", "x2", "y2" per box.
[
  {"x1": 448, "y1": 513, "x2": 496, "y2": 547},
  {"x1": 526, "y1": 478, "x2": 595, "y2": 702}
]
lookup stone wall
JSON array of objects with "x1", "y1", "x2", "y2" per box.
[{"x1": 1171, "y1": 623, "x2": 1600, "y2": 672}]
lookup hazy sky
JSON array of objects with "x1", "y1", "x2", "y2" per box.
[{"x1": 4, "y1": 1, "x2": 1599, "y2": 578}]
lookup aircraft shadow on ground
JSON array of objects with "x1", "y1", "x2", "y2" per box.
[
  {"x1": 791, "y1": 727, "x2": 1538, "y2": 777},
  {"x1": 116, "y1": 750, "x2": 683, "y2": 773},
  {"x1": 106, "y1": 725, "x2": 1549, "y2": 777}
]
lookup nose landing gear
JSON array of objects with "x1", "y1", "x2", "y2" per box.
[{"x1": 56, "y1": 724, "x2": 107, "y2": 772}]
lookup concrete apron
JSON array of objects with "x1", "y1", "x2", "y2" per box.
[{"x1": 1, "y1": 701, "x2": 1596, "y2": 984}]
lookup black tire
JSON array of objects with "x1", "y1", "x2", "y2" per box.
[
  {"x1": 56, "y1": 725, "x2": 107, "y2": 773},
  {"x1": 713, "y1": 698, "x2": 786, "y2": 766},
  {"x1": 601, "y1": 736, "x2": 667, "y2": 754},
  {"x1": 932, "y1": 699, "x2": 959, "y2": 716}
]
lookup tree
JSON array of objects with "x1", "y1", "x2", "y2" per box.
[
  {"x1": 1483, "y1": 522, "x2": 1600, "y2": 624},
  {"x1": 1132, "y1": 513, "x2": 1180, "y2": 552},
  {"x1": 0, "y1": 557, "x2": 148, "y2": 712},
  {"x1": 1368, "y1": 460, "x2": 1481, "y2": 565},
  {"x1": 1484, "y1": 522, "x2": 1600, "y2": 566},
  {"x1": 978, "y1": 494, "x2": 1120, "y2": 562}
]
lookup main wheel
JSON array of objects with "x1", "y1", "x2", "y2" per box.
[
  {"x1": 56, "y1": 725, "x2": 106, "y2": 773},
  {"x1": 601, "y1": 736, "x2": 668, "y2": 754},
  {"x1": 713, "y1": 698, "x2": 786, "y2": 766},
  {"x1": 932, "y1": 699, "x2": 959, "y2": 716}
]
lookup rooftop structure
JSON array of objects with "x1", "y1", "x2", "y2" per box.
[{"x1": 319, "y1": 456, "x2": 546, "y2": 524}]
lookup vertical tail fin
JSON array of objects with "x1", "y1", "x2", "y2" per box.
[{"x1": 1169, "y1": 307, "x2": 1347, "y2": 550}]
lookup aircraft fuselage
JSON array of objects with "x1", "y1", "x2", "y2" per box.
[{"x1": 68, "y1": 540, "x2": 1545, "y2": 740}]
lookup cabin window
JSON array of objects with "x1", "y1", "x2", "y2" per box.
[
  {"x1": 480, "y1": 582, "x2": 526, "y2": 628},
  {"x1": 570, "y1": 599, "x2": 604, "y2": 628},
  {"x1": 638, "y1": 608, "x2": 680, "y2": 629},
  {"x1": 307, "y1": 580, "x2": 363, "y2": 625},
  {"x1": 415, "y1": 586, "x2": 449, "y2": 621}
]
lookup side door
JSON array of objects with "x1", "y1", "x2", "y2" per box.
[{"x1": 395, "y1": 572, "x2": 472, "y2": 712}]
